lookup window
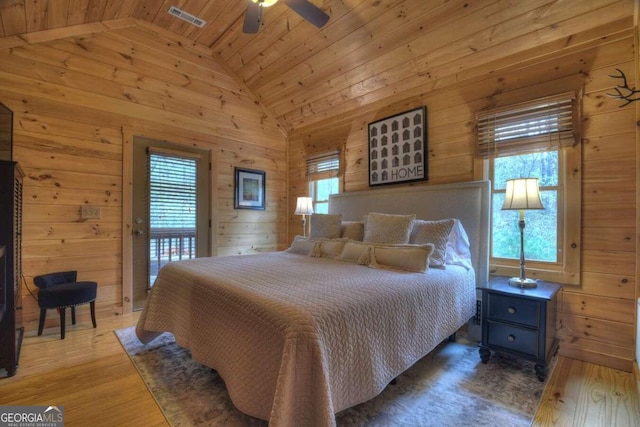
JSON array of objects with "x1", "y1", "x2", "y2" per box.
[
  {"x1": 491, "y1": 151, "x2": 560, "y2": 262},
  {"x1": 306, "y1": 151, "x2": 340, "y2": 213},
  {"x1": 476, "y1": 92, "x2": 581, "y2": 285}
]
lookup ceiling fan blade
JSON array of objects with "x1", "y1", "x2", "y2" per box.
[
  {"x1": 283, "y1": 0, "x2": 330, "y2": 28},
  {"x1": 243, "y1": 1, "x2": 262, "y2": 33}
]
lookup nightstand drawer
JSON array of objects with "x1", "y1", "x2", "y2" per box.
[
  {"x1": 487, "y1": 293, "x2": 540, "y2": 327},
  {"x1": 487, "y1": 322, "x2": 538, "y2": 356}
]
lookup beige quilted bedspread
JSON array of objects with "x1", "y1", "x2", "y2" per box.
[{"x1": 136, "y1": 252, "x2": 476, "y2": 427}]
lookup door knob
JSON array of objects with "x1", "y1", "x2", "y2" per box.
[{"x1": 134, "y1": 230, "x2": 144, "y2": 236}]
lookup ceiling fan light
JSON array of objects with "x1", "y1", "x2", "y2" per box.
[{"x1": 251, "y1": 0, "x2": 278, "y2": 7}]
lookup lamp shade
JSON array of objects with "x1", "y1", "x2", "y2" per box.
[
  {"x1": 294, "y1": 197, "x2": 314, "y2": 215},
  {"x1": 502, "y1": 178, "x2": 544, "y2": 211}
]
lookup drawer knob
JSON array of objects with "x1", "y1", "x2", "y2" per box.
[
  {"x1": 507, "y1": 306, "x2": 516, "y2": 315},
  {"x1": 508, "y1": 334, "x2": 516, "y2": 342}
]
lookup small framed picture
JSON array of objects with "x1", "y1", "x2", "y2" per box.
[{"x1": 234, "y1": 167, "x2": 266, "y2": 210}]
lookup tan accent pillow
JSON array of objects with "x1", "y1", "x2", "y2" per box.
[
  {"x1": 337, "y1": 241, "x2": 371, "y2": 265},
  {"x1": 340, "y1": 221, "x2": 364, "y2": 241},
  {"x1": 310, "y1": 214, "x2": 342, "y2": 239},
  {"x1": 311, "y1": 238, "x2": 349, "y2": 258},
  {"x1": 371, "y1": 243, "x2": 435, "y2": 273},
  {"x1": 338, "y1": 241, "x2": 434, "y2": 273},
  {"x1": 287, "y1": 236, "x2": 315, "y2": 255},
  {"x1": 409, "y1": 219, "x2": 456, "y2": 268},
  {"x1": 363, "y1": 212, "x2": 416, "y2": 244}
]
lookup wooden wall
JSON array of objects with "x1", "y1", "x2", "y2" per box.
[
  {"x1": 288, "y1": 30, "x2": 637, "y2": 370},
  {"x1": 0, "y1": 21, "x2": 287, "y2": 332}
]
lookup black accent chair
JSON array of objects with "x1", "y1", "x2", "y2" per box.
[{"x1": 33, "y1": 271, "x2": 97, "y2": 339}]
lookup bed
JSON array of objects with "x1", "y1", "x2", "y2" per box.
[{"x1": 136, "y1": 180, "x2": 490, "y2": 427}]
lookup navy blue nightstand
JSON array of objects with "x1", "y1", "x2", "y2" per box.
[{"x1": 478, "y1": 276, "x2": 561, "y2": 381}]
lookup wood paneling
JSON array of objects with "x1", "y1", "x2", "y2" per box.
[
  {"x1": 0, "y1": 1, "x2": 633, "y2": 132},
  {"x1": 287, "y1": 24, "x2": 637, "y2": 370},
  {"x1": 0, "y1": 21, "x2": 287, "y2": 333},
  {"x1": 0, "y1": 0, "x2": 636, "y2": 372}
]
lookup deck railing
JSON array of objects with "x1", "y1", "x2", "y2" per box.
[{"x1": 149, "y1": 227, "x2": 196, "y2": 286}]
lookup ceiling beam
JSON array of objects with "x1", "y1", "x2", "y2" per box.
[{"x1": 0, "y1": 18, "x2": 137, "y2": 51}]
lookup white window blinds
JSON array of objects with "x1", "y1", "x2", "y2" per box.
[
  {"x1": 148, "y1": 150, "x2": 198, "y2": 230},
  {"x1": 306, "y1": 150, "x2": 340, "y2": 180},
  {"x1": 476, "y1": 92, "x2": 579, "y2": 158}
]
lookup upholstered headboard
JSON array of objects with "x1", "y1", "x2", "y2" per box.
[{"x1": 328, "y1": 181, "x2": 491, "y2": 286}]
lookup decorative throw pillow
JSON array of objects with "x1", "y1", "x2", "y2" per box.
[
  {"x1": 310, "y1": 214, "x2": 342, "y2": 239},
  {"x1": 340, "y1": 221, "x2": 365, "y2": 241},
  {"x1": 337, "y1": 241, "x2": 372, "y2": 265},
  {"x1": 363, "y1": 212, "x2": 415, "y2": 244},
  {"x1": 370, "y1": 243, "x2": 435, "y2": 273},
  {"x1": 312, "y1": 238, "x2": 349, "y2": 258},
  {"x1": 409, "y1": 218, "x2": 455, "y2": 268},
  {"x1": 286, "y1": 236, "x2": 315, "y2": 255},
  {"x1": 338, "y1": 241, "x2": 434, "y2": 273}
]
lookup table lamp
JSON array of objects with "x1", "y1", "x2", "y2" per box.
[
  {"x1": 501, "y1": 178, "x2": 544, "y2": 288},
  {"x1": 294, "y1": 197, "x2": 314, "y2": 237}
]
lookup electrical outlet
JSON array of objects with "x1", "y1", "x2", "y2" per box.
[{"x1": 81, "y1": 205, "x2": 101, "y2": 219}]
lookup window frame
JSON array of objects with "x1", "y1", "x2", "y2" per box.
[
  {"x1": 487, "y1": 146, "x2": 580, "y2": 285},
  {"x1": 475, "y1": 93, "x2": 581, "y2": 285},
  {"x1": 309, "y1": 177, "x2": 340, "y2": 214},
  {"x1": 305, "y1": 150, "x2": 342, "y2": 214}
]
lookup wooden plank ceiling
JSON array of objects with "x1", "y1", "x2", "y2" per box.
[{"x1": 0, "y1": 0, "x2": 633, "y2": 132}]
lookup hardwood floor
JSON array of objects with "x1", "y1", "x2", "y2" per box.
[
  {"x1": 0, "y1": 312, "x2": 638, "y2": 427},
  {"x1": 0, "y1": 312, "x2": 167, "y2": 426},
  {"x1": 533, "y1": 357, "x2": 640, "y2": 427}
]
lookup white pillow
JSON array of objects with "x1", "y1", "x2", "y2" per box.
[
  {"x1": 409, "y1": 219, "x2": 455, "y2": 268},
  {"x1": 445, "y1": 219, "x2": 473, "y2": 270},
  {"x1": 363, "y1": 212, "x2": 415, "y2": 244}
]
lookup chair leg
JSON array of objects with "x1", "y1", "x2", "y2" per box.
[
  {"x1": 90, "y1": 301, "x2": 97, "y2": 328},
  {"x1": 59, "y1": 307, "x2": 66, "y2": 340},
  {"x1": 71, "y1": 306, "x2": 76, "y2": 325},
  {"x1": 38, "y1": 309, "x2": 47, "y2": 336}
]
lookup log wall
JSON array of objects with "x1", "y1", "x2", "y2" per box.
[
  {"x1": 288, "y1": 31, "x2": 638, "y2": 371},
  {"x1": 0, "y1": 21, "x2": 287, "y2": 332}
]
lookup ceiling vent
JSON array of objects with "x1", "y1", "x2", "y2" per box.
[{"x1": 168, "y1": 6, "x2": 207, "y2": 28}]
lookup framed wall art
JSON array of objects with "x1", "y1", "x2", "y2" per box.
[
  {"x1": 367, "y1": 106, "x2": 427, "y2": 187},
  {"x1": 234, "y1": 167, "x2": 266, "y2": 210}
]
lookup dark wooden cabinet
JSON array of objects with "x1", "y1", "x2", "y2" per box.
[
  {"x1": 478, "y1": 276, "x2": 560, "y2": 381},
  {"x1": 0, "y1": 160, "x2": 24, "y2": 378}
]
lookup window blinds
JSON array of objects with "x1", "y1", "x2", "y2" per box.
[
  {"x1": 476, "y1": 92, "x2": 579, "y2": 158},
  {"x1": 148, "y1": 151, "x2": 198, "y2": 230},
  {"x1": 306, "y1": 150, "x2": 340, "y2": 180}
]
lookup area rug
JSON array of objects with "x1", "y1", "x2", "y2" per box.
[{"x1": 115, "y1": 327, "x2": 552, "y2": 426}]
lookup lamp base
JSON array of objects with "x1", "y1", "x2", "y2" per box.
[{"x1": 508, "y1": 277, "x2": 538, "y2": 288}]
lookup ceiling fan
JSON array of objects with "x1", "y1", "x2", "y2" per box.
[{"x1": 243, "y1": 0, "x2": 330, "y2": 33}]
